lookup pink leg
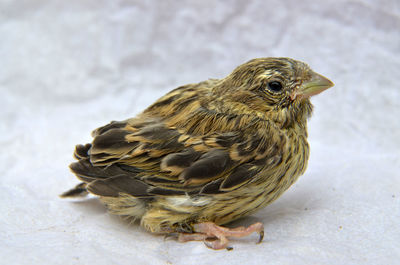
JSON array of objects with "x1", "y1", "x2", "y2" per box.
[{"x1": 178, "y1": 222, "x2": 264, "y2": 250}]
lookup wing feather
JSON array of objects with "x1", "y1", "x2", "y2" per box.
[{"x1": 70, "y1": 106, "x2": 286, "y2": 198}]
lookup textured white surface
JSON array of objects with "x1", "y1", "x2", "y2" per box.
[{"x1": 1, "y1": 0, "x2": 400, "y2": 264}]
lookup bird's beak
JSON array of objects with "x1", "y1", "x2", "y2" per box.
[{"x1": 291, "y1": 72, "x2": 334, "y2": 100}]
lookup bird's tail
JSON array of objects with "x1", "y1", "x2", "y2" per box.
[{"x1": 60, "y1": 143, "x2": 92, "y2": 198}]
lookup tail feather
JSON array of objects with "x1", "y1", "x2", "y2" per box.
[
  {"x1": 74, "y1": 143, "x2": 92, "y2": 159},
  {"x1": 60, "y1": 182, "x2": 88, "y2": 198}
]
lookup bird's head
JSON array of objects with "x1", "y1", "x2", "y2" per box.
[{"x1": 213, "y1": 57, "x2": 334, "y2": 128}]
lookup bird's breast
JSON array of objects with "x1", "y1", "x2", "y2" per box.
[{"x1": 206, "y1": 132, "x2": 310, "y2": 224}]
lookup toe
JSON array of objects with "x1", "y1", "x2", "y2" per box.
[{"x1": 203, "y1": 236, "x2": 229, "y2": 250}]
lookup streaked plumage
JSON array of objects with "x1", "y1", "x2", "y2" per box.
[{"x1": 62, "y1": 57, "x2": 333, "y2": 249}]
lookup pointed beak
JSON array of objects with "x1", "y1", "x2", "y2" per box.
[{"x1": 292, "y1": 72, "x2": 334, "y2": 100}]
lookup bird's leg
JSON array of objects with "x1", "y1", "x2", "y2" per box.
[{"x1": 178, "y1": 222, "x2": 264, "y2": 250}]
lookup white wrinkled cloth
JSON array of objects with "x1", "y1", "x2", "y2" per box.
[{"x1": 1, "y1": 0, "x2": 399, "y2": 264}]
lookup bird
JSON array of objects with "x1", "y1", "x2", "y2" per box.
[{"x1": 61, "y1": 57, "x2": 334, "y2": 250}]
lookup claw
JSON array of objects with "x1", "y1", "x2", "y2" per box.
[
  {"x1": 178, "y1": 221, "x2": 265, "y2": 250},
  {"x1": 257, "y1": 229, "x2": 264, "y2": 244}
]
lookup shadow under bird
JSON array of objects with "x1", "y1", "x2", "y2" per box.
[{"x1": 61, "y1": 57, "x2": 334, "y2": 250}]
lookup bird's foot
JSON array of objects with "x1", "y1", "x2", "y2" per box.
[{"x1": 178, "y1": 222, "x2": 264, "y2": 250}]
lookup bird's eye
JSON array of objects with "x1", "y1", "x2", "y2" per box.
[{"x1": 267, "y1": 81, "x2": 283, "y2": 92}]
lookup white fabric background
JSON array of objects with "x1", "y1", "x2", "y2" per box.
[{"x1": 1, "y1": 0, "x2": 399, "y2": 264}]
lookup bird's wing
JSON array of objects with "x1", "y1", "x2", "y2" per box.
[{"x1": 70, "y1": 117, "x2": 287, "y2": 198}]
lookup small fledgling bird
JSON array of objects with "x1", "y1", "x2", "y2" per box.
[{"x1": 61, "y1": 57, "x2": 333, "y2": 250}]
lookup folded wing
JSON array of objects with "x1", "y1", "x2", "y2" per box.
[{"x1": 68, "y1": 116, "x2": 287, "y2": 198}]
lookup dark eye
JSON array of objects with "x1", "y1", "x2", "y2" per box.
[{"x1": 267, "y1": 81, "x2": 283, "y2": 92}]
